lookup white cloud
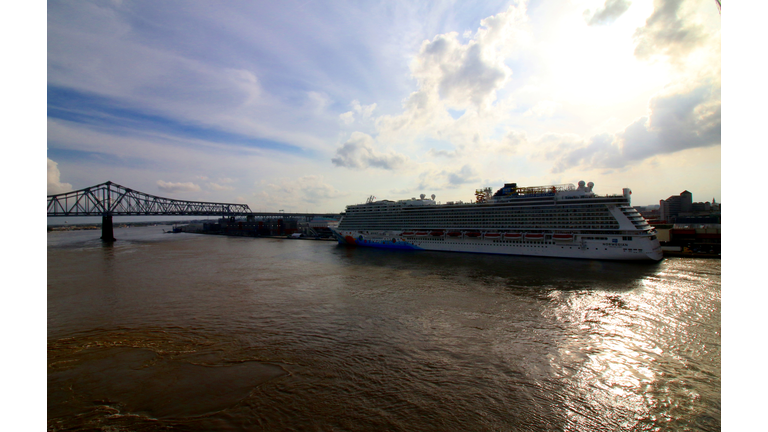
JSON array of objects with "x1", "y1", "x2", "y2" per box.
[
  {"x1": 331, "y1": 132, "x2": 408, "y2": 170},
  {"x1": 47, "y1": 158, "x2": 73, "y2": 195},
  {"x1": 413, "y1": 164, "x2": 480, "y2": 192},
  {"x1": 633, "y1": 0, "x2": 708, "y2": 61},
  {"x1": 584, "y1": 0, "x2": 632, "y2": 26},
  {"x1": 156, "y1": 180, "x2": 202, "y2": 193},
  {"x1": 45, "y1": 1, "x2": 721, "y2": 209},
  {"x1": 207, "y1": 182, "x2": 235, "y2": 192},
  {"x1": 339, "y1": 111, "x2": 355, "y2": 125},
  {"x1": 256, "y1": 175, "x2": 349, "y2": 211},
  {"x1": 374, "y1": 2, "x2": 530, "y2": 144},
  {"x1": 410, "y1": 3, "x2": 526, "y2": 111},
  {"x1": 206, "y1": 177, "x2": 235, "y2": 191},
  {"x1": 47, "y1": 2, "x2": 337, "y2": 153},
  {"x1": 542, "y1": 80, "x2": 720, "y2": 173},
  {"x1": 339, "y1": 100, "x2": 377, "y2": 126},
  {"x1": 524, "y1": 100, "x2": 561, "y2": 117}
]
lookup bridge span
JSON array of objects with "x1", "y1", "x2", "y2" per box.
[{"x1": 47, "y1": 181, "x2": 340, "y2": 241}]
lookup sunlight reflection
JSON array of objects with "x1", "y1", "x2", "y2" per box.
[
  {"x1": 543, "y1": 257, "x2": 720, "y2": 430},
  {"x1": 547, "y1": 290, "x2": 661, "y2": 428}
]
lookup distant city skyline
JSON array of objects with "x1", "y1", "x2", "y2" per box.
[{"x1": 47, "y1": 0, "x2": 721, "y2": 210}]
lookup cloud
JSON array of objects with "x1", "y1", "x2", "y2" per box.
[
  {"x1": 584, "y1": 0, "x2": 632, "y2": 26},
  {"x1": 207, "y1": 177, "x2": 236, "y2": 191},
  {"x1": 156, "y1": 180, "x2": 202, "y2": 193},
  {"x1": 543, "y1": 81, "x2": 720, "y2": 173},
  {"x1": 339, "y1": 100, "x2": 377, "y2": 125},
  {"x1": 411, "y1": 4, "x2": 526, "y2": 111},
  {"x1": 256, "y1": 175, "x2": 349, "y2": 210},
  {"x1": 47, "y1": 2, "x2": 337, "y2": 154},
  {"x1": 331, "y1": 132, "x2": 408, "y2": 170},
  {"x1": 374, "y1": 3, "x2": 529, "y2": 142},
  {"x1": 633, "y1": 0, "x2": 707, "y2": 61},
  {"x1": 428, "y1": 148, "x2": 459, "y2": 158},
  {"x1": 415, "y1": 164, "x2": 480, "y2": 191},
  {"x1": 494, "y1": 130, "x2": 528, "y2": 153},
  {"x1": 524, "y1": 100, "x2": 561, "y2": 117},
  {"x1": 47, "y1": 158, "x2": 73, "y2": 195},
  {"x1": 207, "y1": 182, "x2": 235, "y2": 191}
]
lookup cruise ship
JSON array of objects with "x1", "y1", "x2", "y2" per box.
[{"x1": 330, "y1": 181, "x2": 663, "y2": 261}]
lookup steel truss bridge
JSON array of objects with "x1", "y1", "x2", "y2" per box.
[{"x1": 47, "y1": 181, "x2": 339, "y2": 241}]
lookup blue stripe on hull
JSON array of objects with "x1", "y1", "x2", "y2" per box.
[{"x1": 332, "y1": 231, "x2": 422, "y2": 250}]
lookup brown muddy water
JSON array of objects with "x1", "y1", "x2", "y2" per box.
[{"x1": 48, "y1": 226, "x2": 720, "y2": 431}]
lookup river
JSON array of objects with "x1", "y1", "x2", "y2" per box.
[{"x1": 47, "y1": 226, "x2": 721, "y2": 431}]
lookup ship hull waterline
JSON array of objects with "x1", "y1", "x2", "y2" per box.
[{"x1": 331, "y1": 229, "x2": 663, "y2": 261}]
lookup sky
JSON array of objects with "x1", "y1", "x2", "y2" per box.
[
  {"x1": 45, "y1": 0, "x2": 721, "y2": 212},
  {"x1": 24, "y1": 3, "x2": 768, "y2": 426}
]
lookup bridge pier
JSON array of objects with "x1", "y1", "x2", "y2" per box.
[{"x1": 101, "y1": 215, "x2": 115, "y2": 242}]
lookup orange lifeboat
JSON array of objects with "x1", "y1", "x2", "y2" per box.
[
  {"x1": 402, "y1": 232, "x2": 415, "y2": 236},
  {"x1": 504, "y1": 233, "x2": 522, "y2": 239},
  {"x1": 415, "y1": 231, "x2": 429, "y2": 236},
  {"x1": 446, "y1": 231, "x2": 462, "y2": 237},
  {"x1": 484, "y1": 232, "x2": 501, "y2": 239},
  {"x1": 465, "y1": 232, "x2": 482, "y2": 238},
  {"x1": 430, "y1": 230, "x2": 445, "y2": 236}
]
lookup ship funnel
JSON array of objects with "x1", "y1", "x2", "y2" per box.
[
  {"x1": 431, "y1": 194, "x2": 436, "y2": 200},
  {"x1": 420, "y1": 194, "x2": 426, "y2": 199},
  {"x1": 587, "y1": 181, "x2": 594, "y2": 192}
]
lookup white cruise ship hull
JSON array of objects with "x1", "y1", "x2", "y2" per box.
[{"x1": 331, "y1": 229, "x2": 663, "y2": 261}]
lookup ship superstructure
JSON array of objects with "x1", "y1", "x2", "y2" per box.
[{"x1": 331, "y1": 181, "x2": 663, "y2": 261}]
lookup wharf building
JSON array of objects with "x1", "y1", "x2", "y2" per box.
[
  {"x1": 635, "y1": 190, "x2": 721, "y2": 256},
  {"x1": 199, "y1": 216, "x2": 338, "y2": 238}
]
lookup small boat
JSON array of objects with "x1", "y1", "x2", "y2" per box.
[
  {"x1": 484, "y1": 232, "x2": 501, "y2": 238},
  {"x1": 430, "y1": 230, "x2": 445, "y2": 236},
  {"x1": 525, "y1": 233, "x2": 545, "y2": 241},
  {"x1": 415, "y1": 231, "x2": 429, "y2": 236},
  {"x1": 446, "y1": 231, "x2": 462, "y2": 237},
  {"x1": 402, "y1": 232, "x2": 415, "y2": 236},
  {"x1": 465, "y1": 232, "x2": 482, "y2": 237},
  {"x1": 504, "y1": 233, "x2": 523, "y2": 239}
]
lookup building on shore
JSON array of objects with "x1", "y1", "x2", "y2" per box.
[
  {"x1": 644, "y1": 191, "x2": 721, "y2": 225},
  {"x1": 633, "y1": 190, "x2": 721, "y2": 257}
]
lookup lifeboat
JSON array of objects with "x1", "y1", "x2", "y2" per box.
[
  {"x1": 415, "y1": 231, "x2": 429, "y2": 236},
  {"x1": 446, "y1": 231, "x2": 462, "y2": 237},
  {"x1": 525, "y1": 233, "x2": 545, "y2": 241},
  {"x1": 484, "y1": 232, "x2": 501, "y2": 238},
  {"x1": 401, "y1": 232, "x2": 415, "y2": 236},
  {"x1": 504, "y1": 233, "x2": 523, "y2": 239},
  {"x1": 552, "y1": 233, "x2": 574, "y2": 242},
  {"x1": 430, "y1": 230, "x2": 445, "y2": 236},
  {"x1": 465, "y1": 232, "x2": 482, "y2": 238}
]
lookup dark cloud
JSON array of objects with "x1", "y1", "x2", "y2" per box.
[
  {"x1": 584, "y1": 0, "x2": 632, "y2": 26},
  {"x1": 331, "y1": 133, "x2": 407, "y2": 170},
  {"x1": 634, "y1": 0, "x2": 707, "y2": 60},
  {"x1": 548, "y1": 82, "x2": 720, "y2": 173}
]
